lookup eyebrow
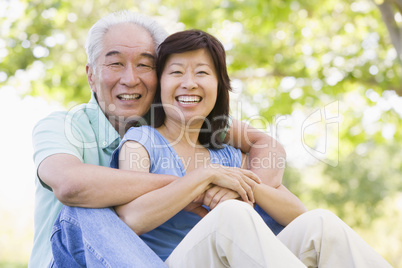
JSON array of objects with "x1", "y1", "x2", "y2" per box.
[
  {"x1": 105, "y1": 50, "x2": 121, "y2": 57},
  {"x1": 105, "y1": 50, "x2": 155, "y2": 60},
  {"x1": 141, "y1": 52, "x2": 156, "y2": 60},
  {"x1": 169, "y1": 62, "x2": 211, "y2": 67}
]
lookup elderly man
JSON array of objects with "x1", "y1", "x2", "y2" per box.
[{"x1": 29, "y1": 10, "x2": 288, "y2": 267}]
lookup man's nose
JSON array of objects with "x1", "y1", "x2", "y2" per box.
[{"x1": 120, "y1": 64, "x2": 141, "y2": 87}]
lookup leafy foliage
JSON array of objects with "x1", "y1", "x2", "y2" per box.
[{"x1": 1, "y1": 0, "x2": 401, "y2": 266}]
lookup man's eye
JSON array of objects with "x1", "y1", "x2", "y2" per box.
[
  {"x1": 138, "y1": 64, "x2": 154, "y2": 72},
  {"x1": 110, "y1": 62, "x2": 123, "y2": 66}
]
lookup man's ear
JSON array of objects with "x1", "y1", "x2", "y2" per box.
[{"x1": 86, "y1": 64, "x2": 97, "y2": 93}]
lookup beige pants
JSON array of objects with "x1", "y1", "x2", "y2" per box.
[
  {"x1": 278, "y1": 209, "x2": 393, "y2": 268},
  {"x1": 166, "y1": 200, "x2": 392, "y2": 268}
]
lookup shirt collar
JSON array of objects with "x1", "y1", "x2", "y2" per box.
[{"x1": 86, "y1": 92, "x2": 121, "y2": 149}]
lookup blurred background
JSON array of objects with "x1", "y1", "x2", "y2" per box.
[{"x1": 1, "y1": 0, "x2": 401, "y2": 267}]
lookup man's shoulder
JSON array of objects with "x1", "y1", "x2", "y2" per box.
[
  {"x1": 32, "y1": 103, "x2": 93, "y2": 137},
  {"x1": 36, "y1": 103, "x2": 91, "y2": 125}
]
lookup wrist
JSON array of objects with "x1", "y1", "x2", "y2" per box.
[{"x1": 200, "y1": 164, "x2": 215, "y2": 184}]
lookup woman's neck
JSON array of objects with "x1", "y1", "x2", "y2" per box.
[
  {"x1": 157, "y1": 118, "x2": 204, "y2": 149},
  {"x1": 157, "y1": 118, "x2": 210, "y2": 173}
]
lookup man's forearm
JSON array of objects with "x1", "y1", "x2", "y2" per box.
[
  {"x1": 39, "y1": 154, "x2": 177, "y2": 208},
  {"x1": 63, "y1": 165, "x2": 177, "y2": 208},
  {"x1": 226, "y1": 118, "x2": 286, "y2": 187},
  {"x1": 247, "y1": 137, "x2": 286, "y2": 187}
]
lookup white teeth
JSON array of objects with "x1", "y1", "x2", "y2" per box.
[
  {"x1": 118, "y1": 94, "x2": 141, "y2": 100},
  {"x1": 177, "y1": 96, "x2": 201, "y2": 104}
]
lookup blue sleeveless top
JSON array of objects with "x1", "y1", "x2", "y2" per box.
[{"x1": 110, "y1": 125, "x2": 243, "y2": 261}]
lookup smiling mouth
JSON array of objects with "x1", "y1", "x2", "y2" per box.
[
  {"x1": 176, "y1": 95, "x2": 202, "y2": 104},
  {"x1": 118, "y1": 94, "x2": 141, "y2": 100}
]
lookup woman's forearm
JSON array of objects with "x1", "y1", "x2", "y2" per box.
[
  {"x1": 115, "y1": 170, "x2": 211, "y2": 235},
  {"x1": 254, "y1": 184, "x2": 308, "y2": 226},
  {"x1": 115, "y1": 164, "x2": 261, "y2": 234}
]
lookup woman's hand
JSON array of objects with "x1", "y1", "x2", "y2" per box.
[
  {"x1": 201, "y1": 164, "x2": 261, "y2": 204},
  {"x1": 184, "y1": 186, "x2": 249, "y2": 217},
  {"x1": 203, "y1": 186, "x2": 249, "y2": 209}
]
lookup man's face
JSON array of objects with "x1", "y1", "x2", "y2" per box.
[{"x1": 87, "y1": 23, "x2": 157, "y2": 131}]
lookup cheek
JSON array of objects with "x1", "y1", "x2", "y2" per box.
[
  {"x1": 160, "y1": 77, "x2": 174, "y2": 102},
  {"x1": 210, "y1": 81, "x2": 219, "y2": 101},
  {"x1": 98, "y1": 70, "x2": 117, "y2": 90},
  {"x1": 160, "y1": 90, "x2": 169, "y2": 105},
  {"x1": 144, "y1": 72, "x2": 158, "y2": 90}
]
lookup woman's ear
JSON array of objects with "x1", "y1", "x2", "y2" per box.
[{"x1": 86, "y1": 64, "x2": 97, "y2": 92}]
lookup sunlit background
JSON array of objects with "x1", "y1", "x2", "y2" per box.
[{"x1": 1, "y1": 0, "x2": 402, "y2": 267}]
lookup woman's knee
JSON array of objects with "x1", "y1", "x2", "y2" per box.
[
  {"x1": 306, "y1": 209, "x2": 341, "y2": 223},
  {"x1": 214, "y1": 200, "x2": 254, "y2": 216},
  {"x1": 211, "y1": 200, "x2": 262, "y2": 229}
]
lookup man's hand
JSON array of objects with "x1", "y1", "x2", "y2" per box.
[
  {"x1": 183, "y1": 202, "x2": 209, "y2": 218},
  {"x1": 203, "y1": 186, "x2": 250, "y2": 209}
]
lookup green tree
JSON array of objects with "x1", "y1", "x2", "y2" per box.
[{"x1": 1, "y1": 0, "x2": 401, "y2": 266}]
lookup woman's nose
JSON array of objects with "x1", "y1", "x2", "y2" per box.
[{"x1": 181, "y1": 73, "x2": 198, "y2": 90}]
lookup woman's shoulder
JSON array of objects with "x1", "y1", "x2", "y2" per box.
[{"x1": 123, "y1": 126, "x2": 171, "y2": 151}]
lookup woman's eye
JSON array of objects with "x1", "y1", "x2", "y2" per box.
[{"x1": 170, "y1": 70, "x2": 182, "y2": 75}]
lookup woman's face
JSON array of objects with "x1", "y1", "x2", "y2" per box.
[{"x1": 160, "y1": 48, "x2": 218, "y2": 126}]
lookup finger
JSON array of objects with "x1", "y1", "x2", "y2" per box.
[
  {"x1": 231, "y1": 176, "x2": 250, "y2": 203},
  {"x1": 245, "y1": 200, "x2": 254, "y2": 207},
  {"x1": 240, "y1": 169, "x2": 261, "y2": 184},
  {"x1": 241, "y1": 175, "x2": 257, "y2": 197},
  {"x1": 193, "y1": 193, "x2": 205, "y2": 204},
  {"x1": 210, "y1": 190, "x2": 239, "y2": 210},
  {"x1": 209, "y1": 166, "x2": 251, "y2": 202},
  {"x1": 204, "y1": 186, "x2": 221, "y2": 207},
  {"x1": 209, "y1": 189, "x2": 227, "y2": 209},
  {"x1": 237, "y1": 175, "x2": 254, "y2": 203}
]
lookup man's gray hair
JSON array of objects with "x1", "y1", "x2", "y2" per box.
[{"x1": 85, "y1": 10, "x2": 168, "y2": 72}]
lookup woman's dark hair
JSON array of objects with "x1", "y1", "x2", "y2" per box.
[{"x1": 152, "y1": 29, "x2": 231, "y2": 149}]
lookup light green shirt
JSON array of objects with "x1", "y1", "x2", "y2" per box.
[
  {"x1": 29, "y1": 93, "x2": 120, "y2": 268},
  {"x1": 29, "y1": 93, "x2": 230, "y2": 267}
]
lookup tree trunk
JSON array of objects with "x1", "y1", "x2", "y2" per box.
[{"x1": 376, "y1": 0, "x2": 402, "y2": 63}]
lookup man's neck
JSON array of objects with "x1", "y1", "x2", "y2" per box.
[{"x1": 110, "y1": 118, "x2": 139, "y2": 138}]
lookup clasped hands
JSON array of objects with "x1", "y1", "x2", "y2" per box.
[{"x1": 184, "y1": 164, "x2": 261, "y2": 218}]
